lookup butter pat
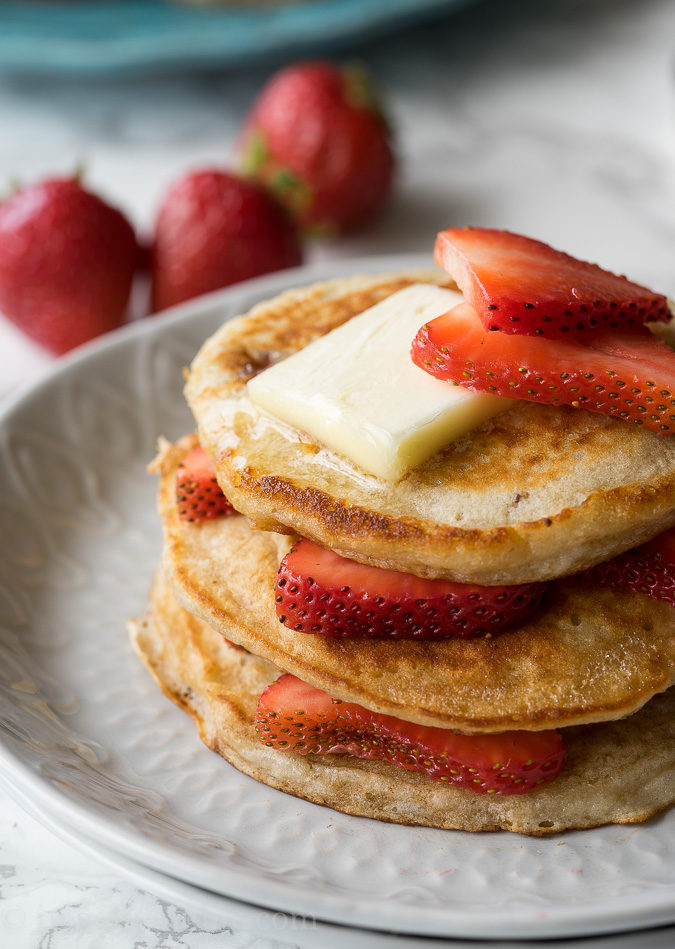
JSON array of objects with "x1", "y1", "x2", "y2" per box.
[{"x1": 247, "y1": 284, "x2": 510, "y2": 480}]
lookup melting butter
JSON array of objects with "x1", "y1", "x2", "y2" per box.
[{"x1": 247, "y1": 284, "x2": 510, "y2": 480}]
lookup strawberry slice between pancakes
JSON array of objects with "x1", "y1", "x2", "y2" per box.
[
  {"x1": 176, "y1": 446, "x2": 235, "y2": 523},
  {"x1": 640, "y1": 526, "x2": 675, "y2": 565},
  {"x1": 411, "y1": 302, "x2": 675, "y2": 435},
  {"x1": 256, "y1": 673, "x2": 566, "y2": 795},
  {"x1": 585, "y1": 527, "x2": 675, "y2": 607},
  {"x1": 275, "y1": 539, "x2": 546, "y2": 639},
  {"x1": 434, "y1": 227, "x2": 670, "y2": 339}
]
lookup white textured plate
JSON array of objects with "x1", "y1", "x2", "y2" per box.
[
  {"x1": 0, "y1": 257, "x2": 673, "y2": 942},
  {"x1": 3, "y1": 773, "x2": 675, "y2": 949}
]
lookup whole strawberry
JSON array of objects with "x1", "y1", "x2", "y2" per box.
[
  {"x1": 238, "y1": 61, "x2": 395, "y2": 234},
  {"x1": 151, "y1": 169, "x2": 303, "y2": 312},
  {"x1": 0, "y1": 177, "x2": 137, "y2": 355}
]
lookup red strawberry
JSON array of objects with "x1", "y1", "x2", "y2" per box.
[
  {"x1": 175, "y1": 446, "x2": 235, "y2": 523},
  {"x1": 238, "y1": 61, "x2": 395, "y2": 233},
  {"x1": 0, "y1": 177, "x2": 138, "y2": 354},
  {"x1": 585, "y1": 548, "x2": 675, "y2": 608},
  {"x1": 275, "y1": 539, "x2": 545, "y2": 639},
  {"x1": 151, "y1": 170, "x2": 302, "y2": 312},
  {"x1": 434, "y1": 228, "x2": 670, "y2": 339},
  {"x1": 640, "y1": 526, "x2": 675, "y2": 565},
  {"x1": 224, "y1": 638, "x2": 246, "y2": 652},
  {"x1": 256, "y1": 674, "x2": 565, "y2": 795},
  {"x1": 412, "y1": 302, "x2": 675, "y2": 435}
]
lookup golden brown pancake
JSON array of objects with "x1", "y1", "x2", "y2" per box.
[
  {"x1": 156, "y1": 436, "x2": 675, "y2": 733},
  {"x1": 185, "y1": 272, "x2": 675, "y2": 585},
  {"x1": 128, "y1": 570, "x2": 675, "y2": 836}
]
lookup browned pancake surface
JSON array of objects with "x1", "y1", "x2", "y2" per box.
[
  {"x1": 157, "y1": 436, "x2": 675, "y2": 732},
  {"x1": 129, "y1": 571, "x2": 675, "y2": 836},
  {"x1": 185, "y1": 272, "x2": 675, "y2": 584}
]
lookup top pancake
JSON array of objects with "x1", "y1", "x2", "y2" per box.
[
  {"x1": 156, "y1": 436, "x2": 675, "y2": 734},
  {"x1": 186, "y1": 271, "x2": 675, "y2": 584}
]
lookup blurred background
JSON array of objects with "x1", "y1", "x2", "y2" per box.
[
  {"x1": 1, "y1": 0, "x2": 675, "y2": 395},
  {"x1": 1, "y1": 0, "x2": 675, "y2": 944}
]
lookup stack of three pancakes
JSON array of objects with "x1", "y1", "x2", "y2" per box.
[{"x1": 130, "y1": 272, "x2": 675, "y2": 835}]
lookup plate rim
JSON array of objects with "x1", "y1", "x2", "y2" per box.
[
  {"x1": 3, "y1": 773, "x2": 674, "y2": 949},
  {"x1": 0, "y1": 254, "x2": 673, "y2": 940},
  {"x1": 2, "y1": 745, "x2": 674, "y2": 941}
]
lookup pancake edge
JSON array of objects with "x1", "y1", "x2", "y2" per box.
[{"x1": 128, "y1": 604, "x2": 675, "y2": 837}]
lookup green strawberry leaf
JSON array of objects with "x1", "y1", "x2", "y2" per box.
[
  {"x1": 341, "y1": 62, "x2": 389, "y2": 129},
  {"x1": 240, "y1": 131, "x2": 269, "y2": 175},
  {"x1": 270, "y1": 168, "x2": 312, "y2": 217}
]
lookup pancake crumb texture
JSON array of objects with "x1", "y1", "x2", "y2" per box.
[
  {"x1": 185, "y1": 273, "x2": 675, "y2": 584},
  {"x1": 128, "y1": 571, "x2": 675, "y2": 836},
  {"x1": 156, "y1": 436, "x2": 675, "y2": 733}
]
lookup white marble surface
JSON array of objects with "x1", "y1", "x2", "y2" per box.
[
  {"x1": 1, "y1": 0, "x2": 674, "y2": 945},
  {"x1": 0, "y1": 789, "x2": 262, "y2": 949}
]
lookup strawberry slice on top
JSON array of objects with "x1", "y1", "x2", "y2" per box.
[
  {"x1": 275, "y1": 539, "x2": 545, "y2": 639},
  {"x1": 412, "y1": 302, "x2": 675, "y2": 435},
  {"x1": 256, "y1": 673, "x2": 566, "y2": 795},
  {"x1": 176, "y1": 445, "x2": 235, "y2": 523},
  {"x1": 435, "y1": 228, "x2": 670, "y2": 339}
]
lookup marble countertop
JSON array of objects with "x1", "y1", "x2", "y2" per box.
[{"x1": 1, "y1": 0, "x2": 674, "y2": 945}]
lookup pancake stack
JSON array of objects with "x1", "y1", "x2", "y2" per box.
[{"x1": 129, "y1": 268, "x2": 675, "y2": 836}]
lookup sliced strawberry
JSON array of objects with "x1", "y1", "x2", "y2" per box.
[
  {"x1": 584, "y1": 547, "x2": 675, "y2": 608},
  {"x1": 175, "y1": 446, "x2": 235, "y2": 523},
  {"x1": 224, "y1": 638, "x2": 246, "y2": 652},
  {"x1": 275, "y1": 539, "x2": 545, "y2": 639},
  {"x1": 256, "y1": 673, "x2": 565, "y2": 795},
  {"x1": 640, "y1": 526, "x2": 675, "y2": 566},
  {"x1": 412, "y1": 302, "x2": 675, "y2": 435},
  {"x1": 434, "y1": 228, "x2": 670, "y2": 339}
]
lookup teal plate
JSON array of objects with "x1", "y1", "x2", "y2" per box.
[{"x1": 0, "y1": 0, "x2": 477, "y2": 76}]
